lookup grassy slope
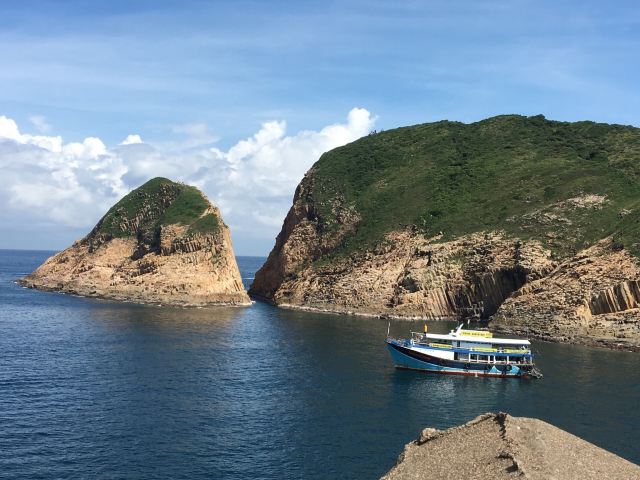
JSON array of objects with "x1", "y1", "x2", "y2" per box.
[
  {"x1": 311, "y1": 115, "x2": 640, "y2": 259},
  {"x1": 97, "y1": 177, "x2": 218, "y2": 238}
]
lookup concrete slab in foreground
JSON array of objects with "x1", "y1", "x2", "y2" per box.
[{"x1": 382, "y1": 412, "x2": 640, "y2": 480}]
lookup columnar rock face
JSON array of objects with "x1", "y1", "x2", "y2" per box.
[
  {"x1": 20, "y1": 178, "x2": 250, "y2": 306},
  {"x1": 253, "y1": 226, "x2": 555, "y2": 319},
  {"x1": 250, "y1": 115, "x2": 640, "y2": 349},
  {"x1": 492, "y1": 238, "x2": 640, "y2": 349},
  {"x1": 381, "y1": 413, "x2": 640, "y2": 480}
]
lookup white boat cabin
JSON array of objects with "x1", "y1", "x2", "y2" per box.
[{"x1": 410, "y1": 325, "x2": 533, "y2": 365}]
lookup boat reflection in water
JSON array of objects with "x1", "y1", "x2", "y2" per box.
[{"x1": 386, "y1": 323, "x2": 543, "y2": 379}]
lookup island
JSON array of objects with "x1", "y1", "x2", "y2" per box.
[
  {"x1": 250, "y1": 115, "x2": 640, "y2": 350},
  {"x1": 19, "y1": 177, "x2": 251, "y2": 306}
]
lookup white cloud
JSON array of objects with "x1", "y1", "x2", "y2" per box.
[
  {"x1": 120, "y1": 134, "x2": 142, "y2": 145},
  {"x1": 0, "y1": 114, "x2": 63, "y2": 151},
  {"x1": 0, "y1": 108, "x2": 376, "y2": 251},
  {"x1": 29, "y1": 115, "x2": 51, "y2": 133},
  {"x1": 0, "y1": 115, "x2": 22, "y2": 141}
]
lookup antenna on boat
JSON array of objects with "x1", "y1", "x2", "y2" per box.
[{"x1": 453, "y1": 319, "x2": 465, "y2": 335}]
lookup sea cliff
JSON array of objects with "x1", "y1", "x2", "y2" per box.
[
  {"x1": 251, "y1": 115, "x2": 640, "y2": 349},
  {"x1": 20, "y1": 177, "x2": 250, "y2": 306}
]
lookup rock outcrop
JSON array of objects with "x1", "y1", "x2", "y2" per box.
[
  {"x1": 19, "y1": 177, "x2": 250, "y2": 306},
  {"x1": 250, "y1": 115, "x2": 640, "y2": 350},
  {"x1": 382, "y1": 413, "x2": 640, "y2": 480},
  {"x1": 253, "y1": 226, "x2": 555, "y2": 319},
  {"x1": 492, "y1": 238, "x2": 640, "y2": 350}
]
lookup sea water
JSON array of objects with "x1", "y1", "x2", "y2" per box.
[{"x1": 1, "y1": 250, "x2": 638, "y2": 479}]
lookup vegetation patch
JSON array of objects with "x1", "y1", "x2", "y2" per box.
[
  {"x1": 309, "y1": 115, "x2": 640, "y2": 259},
  {"x1": 93, "y1": 177, "x2": 218, "y2": 240},
  {"x1": 187, "y1": 213, "x2": 220, "y2": 235},
  {"x1": 160, "y1": 185, "x2": 209, "y2": 226}
]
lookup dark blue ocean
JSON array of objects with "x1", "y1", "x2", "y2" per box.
[{"x1": 1, "y1": 250, "x2": 639, "y2": 479}]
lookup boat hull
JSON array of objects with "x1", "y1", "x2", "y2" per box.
[{"x1": 386, "y1": 340, "x2": 533, "y2": 378}]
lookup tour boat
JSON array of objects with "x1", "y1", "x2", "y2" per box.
[{"x1": 385, "y1": 324, "x2": 542, "y2": 378}]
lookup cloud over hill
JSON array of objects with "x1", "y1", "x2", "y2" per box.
[{"x1": 0, "y1": 109, "x2": 375, "y2": 253}]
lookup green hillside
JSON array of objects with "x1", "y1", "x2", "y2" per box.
[
  {"x1": 311, "y1": 115, "x2": 640, "y2": 258},
  {"x1": 94, "y1": 177, "x2": 218, "y2": 239}
]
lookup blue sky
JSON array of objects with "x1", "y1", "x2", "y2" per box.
[{"x1": 1, "y1": 0, "x2": 639, "y2": 254}]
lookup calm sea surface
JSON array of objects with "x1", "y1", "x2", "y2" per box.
[{"x1": 1, "y1": 250, "x2": 639, "y2": 479}]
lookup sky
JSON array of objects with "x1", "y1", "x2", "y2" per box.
[{"x1": 0, "y1": 0, "x2": 639, "y2": 255}]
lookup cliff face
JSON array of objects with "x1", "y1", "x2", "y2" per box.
[
  {"x1": 249, "y1": 170, "x2": 361, "y2": 299},
  {"x1": 381, "y1": 413, "x2": 640, "y2": 480},
  {"x1": 492, "y1": 238, "x2": 640, "y2": 349},
  {"x1": 20, "y1": 178, "x2": 250, "y2": 306},
  {"x1": 250, "y1": 115, "x2": 640, "y2": 349},
  {"x1": 253, "y1": 226, "x2": 555, "y2": 319}
]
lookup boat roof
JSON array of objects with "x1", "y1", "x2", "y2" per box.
[{"x1": 424, "y1": 332, "x2": 531, "y2": 346}]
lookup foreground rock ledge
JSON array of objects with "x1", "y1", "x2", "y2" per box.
[
  {"x1": 382, "y1": 413, "x2": 639, "y2": 480},
  {"x1": 19, "y1": 177, "x2": 250, "y2": 307}
]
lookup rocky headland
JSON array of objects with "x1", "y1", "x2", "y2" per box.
[
  {"x1": 19, "y1": 177, "x2": 250, "y2": 306},
  {"x1": 251, "y1": 115, "x2": 640, "y2": 350},
  {"x1": 381, "y1": 412, "x2": 640, "y2": 479}
]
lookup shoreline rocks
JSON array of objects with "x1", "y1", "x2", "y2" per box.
[{"x1": 251, "y1": 225, "x2": 640, "y2": 351}]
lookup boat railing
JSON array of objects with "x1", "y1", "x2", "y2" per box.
[
  {"x1": 457, "y1": 355, "x2": 533, "y2": 366},
  {"x1": 476, "y1": 355, "x2": 532, "y2": 363},
  {"x1": 463, "y1": 346, "x2": 531, "y2": 355}
]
